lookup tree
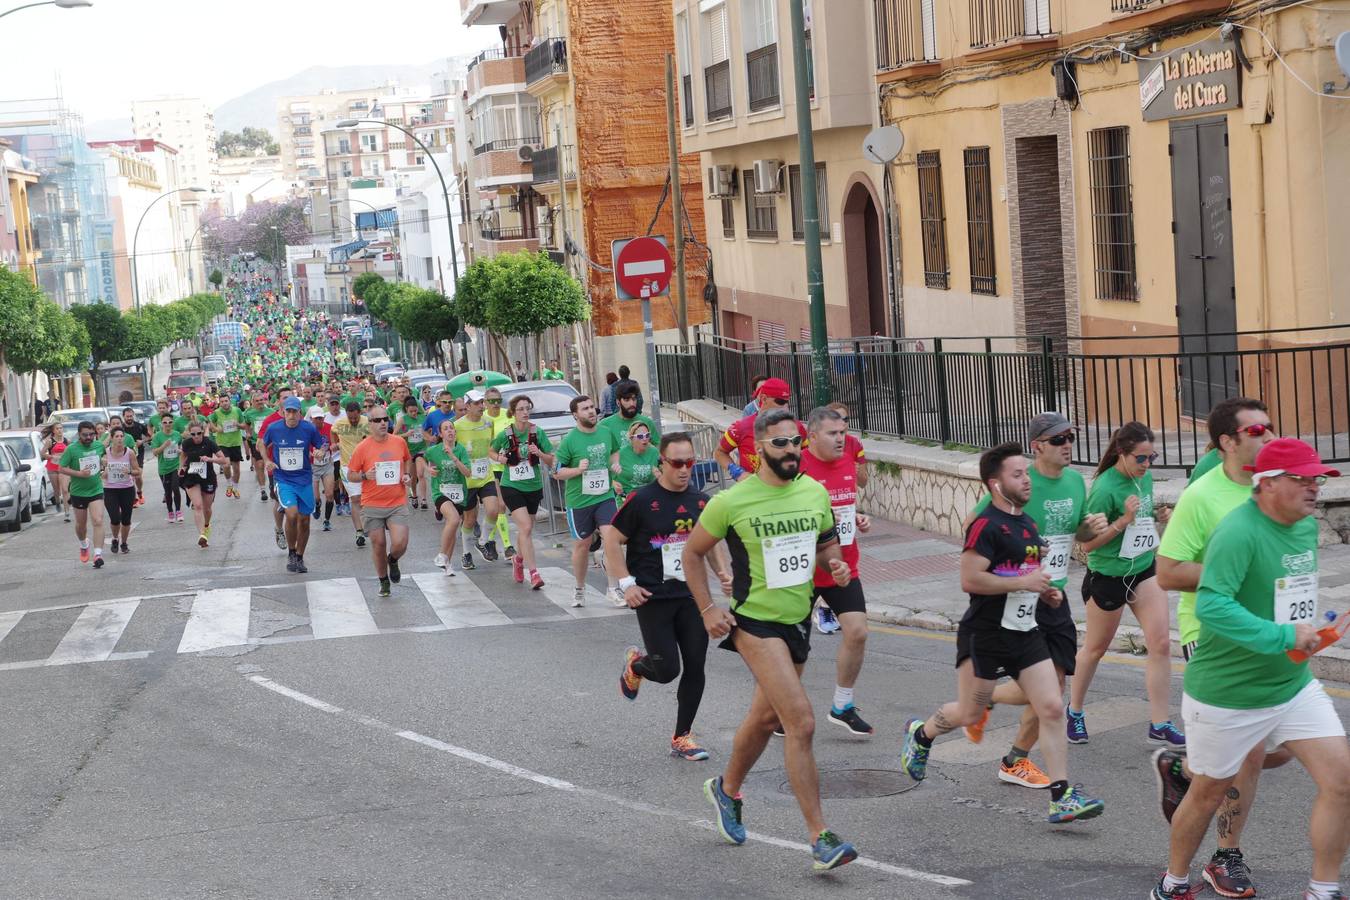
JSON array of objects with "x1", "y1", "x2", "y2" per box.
[
  {"x1": 484, "y1": 251, "x2": 587, "y2": 337},
  {"x1": 363, "y1": 279, "x2": 396, "y2": 324},
  {"x1": 201, "y1": 198, "x2": 307, "y2": 264},
  {"x1": 0, "y1": 266, "x2": 44, "y2": 390},
  {"x1": 389, "y1": 287, "x2": 458, "y2": 371},
  {"x1": 70, "y1": 302, "x2": 128, "y2": 377},
  {"x1": 216, "y1": 127, "x2": 277, "y2": 158},
  {"x1": 453, "y1": 259, "x2": 492, "y2": 330},
  {"x1": 208, "y1": 268, "x2": 224, "y2": 289},
  {"x1": 351, "y1": 272, "x2": 384, "y2": 304}
]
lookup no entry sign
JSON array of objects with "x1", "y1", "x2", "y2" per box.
[{"x1": 611, "y1": 236, "x2": 674, "y2": 300}]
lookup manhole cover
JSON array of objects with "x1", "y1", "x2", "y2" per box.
[{"x1": 778, "y1": 769, "x2": 921, "y2": 799}]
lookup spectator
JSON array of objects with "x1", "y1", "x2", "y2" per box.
[
  {"x1": 743, "y1": 375, "x2": 768, "y2": 416},
  {"x1": 600, "y1": 372, "x2": 619, "y2": 416},
  {"x1": 613, "y1": 364, "x2": 644, "y2": 414},
  {"x1": 513, "y1": 360, "x2": 528, "y2": 382}
]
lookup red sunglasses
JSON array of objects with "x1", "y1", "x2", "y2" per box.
[
  {"x1": 661, "y1": 458, "x2": 696, "y2": 469},
  {"x1": 1232, "y1": 423, "x2": 1274, "y2": 438}
]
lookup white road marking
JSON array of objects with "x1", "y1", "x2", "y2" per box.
[
  {"x1": 246, "y1": 673, "x2": 971, "y2": 887},
  {"x1": 536, "y1": 568, "x2": 626, "y2": 619},
  {"x1": 931, "y1": 696, "x2": 1153, "y2": 765},
  {"x1": 177, "y1": 588, "x2": 252, "y2": 653},
  {"x1": 0, "y1": 610, "x2": 25, "y2": 645},
  {"x1": 411, "y1": 573, "x2": 511, "y2": 628},
  {"x1": 0, "y1": 651, "x2": 151, "y2": 671},
  {"x1": 306, "y1": 577, "x2": 379, "y2": 640},
  {"x1": 46, "y1": 600, "x2": 140, "y2": 666}
]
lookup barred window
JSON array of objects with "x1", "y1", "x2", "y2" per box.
[
  {"x1": 1087, "y1": 126, "x2": 1138, "y2": 301},
  {"x1": 743, "y1": 170, "x2": 778, "y2": 239},
  {"x1": 721, "y1": 196, "x2": 735, "y2": 239},
  {"x1": 963, "y1": 147, "x2": 996, "y2": 296},
  {"x1": 917, "y1": 150, "x2": 949, "y2": 289},
  {"x1": 788, "y1": 162, "x2": 828, "y2": 241}
]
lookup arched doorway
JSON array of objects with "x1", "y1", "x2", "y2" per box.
[{"x1": 842, "y1": 177, "x2": 888, "y2": 336}]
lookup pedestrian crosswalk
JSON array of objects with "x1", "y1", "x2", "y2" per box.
[{"x1": 0, "y1": 568, "x2": 626, "y2": 672}]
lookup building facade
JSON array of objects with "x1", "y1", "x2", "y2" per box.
[
  {"x1": 130, "y1": 97, "x2": 220, "y2": 193},
  {"x1": 0, "y1": 138, "x2": 40, "y2": 279}
]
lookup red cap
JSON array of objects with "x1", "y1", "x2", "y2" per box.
[
  {"x1": 756, "y1": 377, "x2": 791, "y2": 401},
  {"x1": 1244, "y1": 437, "x2": 1341, "y2": 480}
]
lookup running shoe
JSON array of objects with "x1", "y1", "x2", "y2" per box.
[
  {"x1": 286, "y1": 551, "x2": 298, "y2": 573},
  {"x1": 702, "y1": 776, "x2": 746, "y2": 845},
  {"x1": 814, "y1": 605, "x2": 840, "y2": 634},
  {"x1": 529, "y1": 569, "x2": 544, "y2": 590},
  {"x1": 356, "y1": 531, "x2": 367, "y2": 548},
  {"x1": 607, "y1": 587, "x2": 628, "y2": 608},
  {"x1": 899, "y1": 718, "x2": 930, "y2": 781},
  {"x1": 998, "y1": 757, "x2": 1051, "y2": 788},
  {"x1": 670, "y1": 733, "x2": 709, "y2": 761},
  {"x1": 378, "y1": 578, "x2": 391, "y2": 598},
  {"x1": 322, "y1": 520, "x2": 332, "y2": 532},
  {"x1": 93, "y1": 555, "x2": 104, "y2": 569},
  {"x1": 480, "y1": 540, "x2": 498, "y2": 562},
  {"x1": 135, "y1": 494, "x2": 145, "y2": 507},
  {"x1": 166, "y1": 514, "x2": 175, "y2": 524},
  {"x1": 420, "y1": 500, "x2": 428, "y2": 510},
  {"x1": 312, "y1": 506, "x2": 320, "y2": 520},
  {"x1": 1150, "y1": 878, "x2": 1202, "y2": 900},
  {"x1": 120, "y1": 542, "x2": 129, "y2": 554},
  {"x1": 63, "y1": 510, "x2": 71, "y2": 522},
  {"x1": 176, "y1": 511, "x2": 185, "y2": 523},
  {"x1": 811, "y1": 831, "x2": 858, "y2": 872},
  {"x1": 79, "y1": 545, "x2": 89, "y2": 564},
  {"x1": 505, "y1": 544, "x2": 517, "y2": 560},
  {"x1": 571, "y1": 587, "x2": 585, "y2": 608},
  {"x1": 387, "y1": 555, "x2": 401, "y2": 583},
  {"x1": 772, "y1": 726, "x2": 786, "y2": 737},
  {"x1": 259, "y1": 490, "x2": 268, "y2": 502},
  {"x1": 512, "y1": 554, "x2": 524, "y2": 584},
  {"x1": 1047, "y1": 784, "x2": 1104, "y2": 823},
  {"x1": 1203, "y1": 849, "x2": 1256, "y2": 899},
  {"x1": 1305, "y1": 892, "x2": 1345, "y2": 900},
  {"x1": 434, "y1": 552, "x2": 449, "y2": 570},
  {"x1": 828, "y1": 705, "x2": 874, "y2": 736},
  {"x1": 1153, "y1": 748, "x2": 1191, "y2": 824},
  {"x1": 199, "y1": 534, "x2": 209, "y2": 548},
  {"x1": 110, "y1": 539, "x2": 119, "y2": 554},
  {"x1": 1066, "y1": 707, "x2": 1089, "y2": 744},
  {"x1": 461, "y1": 552, "x2": 476, "y2": 571},
  {"x1": 275, "y1": 530, "x2": 287, "y2": 550},
  {"x1": 620, "y1": 646, "x2": 643, "y2": 700},
  {"x1": 294, "y1": 555, "x2": 307, "y2": 574},
  {"x1": 965, "y1": 706, "x2": 991, "y2": 744},
  {"x1": 1149, "y1": 721, "x2": 1187, "y2": 747},
  {"x1": 204, "y1": 525, "x2": 211, "y2": 539}
]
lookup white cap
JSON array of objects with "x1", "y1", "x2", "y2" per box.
[{"x1": 464, "y1": 389, "x2": 486, "y2": 402}]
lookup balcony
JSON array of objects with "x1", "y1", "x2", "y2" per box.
[
  {"x1": 525, "y1": 38, "x2": 568, "y2": 90},
  {"x1": 1103, "y1": 0, "x2": 1232, "y2": 25},
  {"x1": 294, "y1": 126, "x2": 312, "y2": 136},
  {"x1": 746, "y1": 45, "x2": 780, "y2": 112},
  {"x1": 466, "y1": 48, "x2": 526, "y2": 101},
  {"x1": 473, "y1": 137, "x2": 538, "y2": 157},
  {"x1": 704, "y1": 60, "x2": 732, "y2": 121},
  {"x1": 874, "y1": 0, "x2": 939, "y2": 73},
  {"x1": 460, "y1": 0, "x2": 517, "y2": 27},
  {"x1": 476, "y1": 222, "x2": 540, "y2": 256},
  {"x1": 530, "y1": 144, "x2": 576, "y2": 187},
  {"x1": 968, "y1": 0, "x2": 1056, "y2": 54}
]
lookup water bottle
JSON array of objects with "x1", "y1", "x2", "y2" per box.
[{"x1": 1287, "y1": 609, "x2": 1349, "y2": 663}]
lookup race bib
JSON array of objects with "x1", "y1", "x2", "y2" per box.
[
  {"x1": 1275, "y1": 573, "x2": 1319, "y2": 625},
  {"x1": 1120, "y1": 516, "x2": 1158, "y2": 559},
  {"x1": 582, "y1": 467, "x2": 610, "y2": 496},
  {"x1": 440, "y1": 483, "x2": 465, "y2": 505},
  {"x1": 835, "y1": 505, "x2": 858, "y2": 547},
  {"x1": 313, "y1": 446, "x2": 330, "y2": 465},
  {"x1": 1044, "y1": 534, "x2": 1073, "y2": 583},
  {"x1": 163, "y1": 443, "x2": 179, "y2": 460},
  {"x1": 1002, "y1": 591, "x2": 1039, "y2": 631},
  {"x1": 509, "y1": 460, "x2": 535, "y2": 482},
  {"x1": 471, "y1": 458, "x2": 491, "y2": 481},
  {"x1": 79, "y1": 454, "x2": 99, "y2": 475},
  {"x1": 763, "y1": 532, "x2": 815, "y2": 590},
  {"x1": 223, "y1": 420, "x2": 239, "y2": 433},
  {"x1": 662, "y1": 540, "x2": 687, "y2": 582},
  {"x1": 188, "y1": 461, "x2": 207, "y2": 478},
  {"x1": 106, "y1": 462, "x2": 130, "y2": 482},
  {"x1": 374, "y1": 460, "x2": 400, "y2": 485},
  {"x1": 279, "y1": 448, "x2": 303, "y2": 471}
]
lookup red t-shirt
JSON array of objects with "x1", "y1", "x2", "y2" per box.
[
  {"x1": 844, "y1": 434, "x2": 866, "y2": 465},
  {"x1": 799, "y1": 448, "x2": 861, "y2": 586},
  {"x1": 717, "y1": 412, "x2": 807, "y2": 475},
  {"x1": 259, "y1": 411, "x2": 284, "y2": 450}
]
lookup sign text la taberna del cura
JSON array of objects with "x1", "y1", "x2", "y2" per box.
[{"x1": 1139, "y1": 38, "x2": 1242, "y2": 122}]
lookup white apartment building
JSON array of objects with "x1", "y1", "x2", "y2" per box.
[{"x1": 130, "y1": 97, "x2": 220, "y2": 193}]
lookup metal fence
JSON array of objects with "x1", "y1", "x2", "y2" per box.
[{"x1": 655, "y1": 327, "x2": 1350, "y2": 471}]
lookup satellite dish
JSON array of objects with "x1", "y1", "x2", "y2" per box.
[
  {"x1": 862, "y1": 126, "x2": 904, "y2": 165},
  {"x1": 1337, "y1": 31, "x2": 1350, "y2": 80}
]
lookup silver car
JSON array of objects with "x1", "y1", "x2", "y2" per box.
[
  {"x1": 0, "y1": 442, "x2": 33, "y2": 532},
  {"x1": 0, "y1": 430, "x2": 52, "y2": 513},
  {"x1": 46, "y1": 407, "x2": 111, "y2": 427}
]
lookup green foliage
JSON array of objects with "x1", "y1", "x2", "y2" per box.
[
  {"x1": 70, "y1": 302, "x2": 128, "y2": 370},
  {"x1": 217, "y1": 126, "x2": 276, "y2": 158},
  {"x1": 482, "y1": 251, "x2": 587, "y2": 337},
  {"x1": 363, "y1": 279, "x2": 396, "y2": 323},
  {"x1": 453, "y1": 258, "x2": 492, "y2": 329},
  {"x1": 351, "y1": 272, "x2": 384, "y2": 302},
  {"x1": 208, "y1": 269, "x2": 224, "y2": 287},
  {"x1": 0, "y1": 266, "x2": 45, "y2": 369},
  {"x1": 389, "y1": 287, "x2": 458, "y2": 345},
  {"x1": 2, "y1": 273, "x2": 87, "y2": 376}
]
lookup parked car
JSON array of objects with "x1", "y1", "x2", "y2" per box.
[
  {"x1": 166, "y1": 369, "x2": 207, "y2": 399},
  {"x1": 46, "y1": 407, "x2": 111, "y2": 427},
  {"x1": 410, "y1": 372, "x2": 450, "y2": 396},
  {"x1": 119, "y1": 400, "x2": 159, "y2": 424},
  {"x1": 359, "y1": 348, "x2": 390, "y2": 372},
  {"x1": 372, "y1": 364, "x2": 406, "y2": 385},
  {"x1": 0, "y1": 442, "x2": 33, "y2": 532},
  {"x1": 496, "y1": 381, "x2": 581, "y2": 442},
  {"x1": 0, "y1": 430, "x2": 51, "y2": 513}
]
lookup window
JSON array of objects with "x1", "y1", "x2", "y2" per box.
[
  {"x1": 425, "y1": 257, "x2": 435, "y2": 280},
  {"x1": 1087, "y1": 126, "x2": 1138, "y2": 300},
  {"x1": 788, "y1": 162, "x2": 828, "y2": 241},
  {"x1": 916, "y1": 150, "x2": 949, "y2": 289},
  {"x1": 702, "y1": 2, "x2": 733, "y2": 120},
  {"x1": 875, "y1": 0, "x2": 937, "y2": 70},
  {"x1": 742, "y1": 0, "x2": 779, "y2": 111},
  {"x1": 361, "y1": 133, "x2": 378, "y2": 152},
  {"x1": 757, "y1": 319, "x2": 786, "y2": 343},
  {"x1": 721, "y1": 196, "x2": 735, "y2": 238},
  {"x1": 963, "y1": 147, "x2": 996, "y2": 295},
  {"x1": 676, "y1": 12, "x2": 695, "y2": 127},
  {"x1": 743, "y1": 170, "x2": 778, "y2": 239}
]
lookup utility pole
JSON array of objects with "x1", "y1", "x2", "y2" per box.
[
  {"x1": 665, "y1": 54, "x2": 689, "y2": 346},
  {"x1": 789, "y1": 0, "x2": 829, "y2": 408}
]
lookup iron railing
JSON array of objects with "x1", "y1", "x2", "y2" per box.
[
  {"x1": 531, "y1": 144, "x2": 574, "y2": 185},
  {"x1": 1112, "y1": 0, "x2": 1165, "y2": 11},
  {"x1": 874, "y1": 0, "x2": 934, "y2": 70},
  {"x1": 747, "y1": 44, "x2": 780, "y2": 111},
  {"x1": 473, "y1": 137, "x2": 540, "y2": 156},
  {"x1": 525, "y1": 37, "x2": 568, "y2": 86},
  {"x1": 655, "y1": 326, "x2": 1350, "y2": 470},
  {"x1": 479, "y1": 223, "x2": 539, "y2": 241},
  {"x1": 969, "y1": 0, "x2": 1053, "y2": 49},
  {"x1": 467, "y1": 46, "x2": 521, "y2": 71},
  {"x1": 704, "y1": 60, "x2": 733, "y2": 121}
]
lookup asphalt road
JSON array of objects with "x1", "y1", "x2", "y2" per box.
[{"x1": 1, "y1": 484, "x2": 1346, "y2": 899}]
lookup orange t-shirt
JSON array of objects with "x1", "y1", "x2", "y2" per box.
[{"x1": 348, "y1": 435, "x2": 412, "y2": 509}]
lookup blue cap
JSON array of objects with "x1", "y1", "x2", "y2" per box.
[{"x1": 282, "y1": 397, "x2": 302, "y2": 411}]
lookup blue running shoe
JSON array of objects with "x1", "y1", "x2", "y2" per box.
[
  {"x1": 814, "y1": 604, "x2": 840, "y2": 635},
  {"x1": 811, "y1": 830, "x2": 858, "y2": 872},
  {"x1": 1066, "y1": 707, "x2": 1089, "y2": 744},
  {"x1": 899, "y1": 718, "x2": 929, "y2": 781},
  {"x1": 1148, "y1": 721, "x2": 1186, "y2": 747},
  {"x1": 1048, "y1": 784, "x2": 1105, "y2": 823},
  {"x1": 703, "y1": 776, "x2": 746, "y2": 844}
]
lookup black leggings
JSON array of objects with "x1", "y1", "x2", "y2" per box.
[
  {"x1": 631, "y1": 598, "x2": 709, "y2": 737},
  {"x1": 105, "y1": 486, "x2": 136, "y2": 527},
  {"x1": 160, "y1": 471, "x2": 182, "y2": 512}
]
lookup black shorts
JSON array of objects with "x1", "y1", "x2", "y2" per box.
[
  {"x1": 183, "y1": 475, "x2": 217, "y2": 494},
  {"x1": 245, "y1": 440, "x2": 263, "y2": 462},
  {"x1": 816, "y1": 578, "x2": 866, "y2": 616},
  {"x1": 720, "y1": 612, "x2": 812, "y2": 665},
  {"x1": 410, "y1": 448, "x2": 425, "y2": 460},
  {"x1": 68, "y1": 493, "x2": 104, "y2": 510},
  {"x1": 501, "y1": 486, "x2": 542, "y2": 516},
  {"x1": 567, "y1": 498, "x2": 616, "y2": 540},
  {"x1": 222, "y1": 445, "x2": 243, "y2": 463},
  {"x1": 1082, "y1": 562, "x2": 1157, "y2": 612},
  {"x1": 956, "y1": 625, "x2": 1052, "y2": 681},
  {"x1": 1039, "y1": 615, "x2": 1078, "y2": 676},
  {"x1": 463, "y1": 483, "x2": 498, "y2": 511},
  {"x1": 434, "y1": 494, "x2": 468, "y2": 517}
]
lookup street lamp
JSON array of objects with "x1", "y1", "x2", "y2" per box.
[
  {"x1": 184, "y1": 218, "x2": 211, "y2": 293},
  {"x1": 0, "y1": 0, "x2": 91, "y2": 19},
  {"x1": 132, "y1": 186, "x2": 206, "y2": 312}
]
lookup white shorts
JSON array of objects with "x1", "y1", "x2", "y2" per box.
[
  {"x1": 342, "y1": 479, "x2": 362, "y2": 498},
  {"x1": 1183, "y1": 681, "x2": 1345, "y2": 778}
]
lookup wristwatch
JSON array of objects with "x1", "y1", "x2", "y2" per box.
[{"x1": 618, "y1": 576, "x2": 637, "y2": 592}]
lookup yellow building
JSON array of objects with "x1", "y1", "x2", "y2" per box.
[{"x1": 1, "y1": 137, "x2": 40, "y2": 281}]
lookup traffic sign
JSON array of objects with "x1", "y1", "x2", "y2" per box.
[{"x1": 611, "y1": 236, "x2": 674, "y2": 300}]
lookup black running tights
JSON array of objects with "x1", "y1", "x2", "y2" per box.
[
  {"x1": 632, "y1": 598, "x2": 709, "y2": 737},
  {"x1": 160, "y1": 471, "x2": 182, "y2": 512}
]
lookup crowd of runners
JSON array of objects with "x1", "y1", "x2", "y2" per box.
[{"x1": 31, "y1": 274, "x2": 1350, "y2": 894}]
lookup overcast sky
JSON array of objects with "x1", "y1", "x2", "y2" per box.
[{"x1": 5, "y1": 0, "x2": 497, "y2": 122}]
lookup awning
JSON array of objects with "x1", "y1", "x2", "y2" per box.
[{"x1": 330, "y1": 239, "x2": 370, "y2": 263}]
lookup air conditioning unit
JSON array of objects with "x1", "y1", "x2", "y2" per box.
[
  {"x1": 517, "y1": 144, "x2": 539, "y2": 162},
  {"x1": 706, "y1": 164, "x2": 736, "y2": 198},
  {"x1": 753, "y1": 159, "x2": 783, "y2": 194}
]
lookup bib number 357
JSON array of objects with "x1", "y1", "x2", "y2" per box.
[{"x1": 763, "y1": 532, "x2": 815, "y2": 590}]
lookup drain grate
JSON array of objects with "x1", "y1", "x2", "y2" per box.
[{"x1": 777, "y1": 768, "x2": 921, "y2": 799}]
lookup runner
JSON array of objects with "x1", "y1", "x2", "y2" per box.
[
  {"x1": 489, "y1": 395, "x2": 555, "y2": 590},
  {"x1": 332, "y1": 401, "x2": 371, "y2": 548},
  {"x1": 1150, "y1": 439, "x2": 1348, "y2": 900},
  {"x1": 179, "y1": 421, "x2": 228, "y2": 548},
  {"x1": 450, "y1": 390, "x2": 502, "y2": 568},
  {"x1": 347, "y1": 405, "x2": 412, "y2": 598},
  {"x1": 599, "y1": 382, "x2": 660, "y2": 447},
  {"x1": 614, "y1": 421, "x2": 660, "y2": 501},
  {"x1": 426, "y1": 418, "x2": 472, "y2": 576},
  {"x1": 150, "y1": 414, "x2": 184, "y2": 523},
  {"x1": 242, "y1": 390, "x2": 272, "y2": 500},
  {"x1": 811, "y1": 402, "x2": 871, "y2": 635},
  {"x1": 681, "y1": 408, "x2": 859, "y2": 870},
  {"x1": 396, "y1": 397, "x2": 429, "y2": 510},
  {"x1": 308, "y1": 406, "x2": 337, "y2": 532},
  {"x1": 423, "y1": 390, "x2": 455, "y2": 445},
  {"x1": 120, "y1": 406, "x2": 149, "y2": 507},
  {"x1": 1155, "y1": 397, "x2": 1279, "y2": 898},
  {"x1": 262, "y1": 396, "x2": 327, "y2": 572},
  {"x1": 257, "y1": 388, "x2": 295, "y2": 549},
  {"x1": 714, "y1": 377, "x2": 805, "y2": 481},
  {"x1": 798, "y1": 406, "x2": 876, "y2": 736},
  {"x1": 608, "y1": 431, "x2": 731, "y2": 761},
  {"x1": 960, "y1": 412, "x2": 1108, "y2": 789},
  {"x1": 207, "y1": 393, "x2": 245, "y2": 499},
  {"x1": 55, "y1": 421, "x2": 107, "y2": 569},
  {"x1": 484, "y1": 387, "x2": 514, "y2": 559},
  {"x1": 1068, "y1": 421, "x2": 1184, "y2": 746},
  {"x1": 899, "y1": 441, "x2": 1106, "y2": 824},
  {"x1": 552, "y1": 395, "x2": 622, "y2": 608},
  {"x1": 41, "y1": 423, "x2": 68, "y2": 521},
  {"x1": 101, "y1": 427, "x2": 140, "y2": 554}
]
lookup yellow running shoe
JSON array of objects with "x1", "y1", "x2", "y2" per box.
[
  {"x1": 965, "y1": 706, "x2": 991, "y2": 744},
  {"x1": 998, "y1": 756, "x2": 1051, "y2": 788}
]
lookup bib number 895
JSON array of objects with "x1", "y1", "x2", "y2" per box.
[{"x1": 778, "y1": 553, "x2": 810, "y2": 574}]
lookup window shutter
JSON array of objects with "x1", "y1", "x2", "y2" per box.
[
  {"x1": 1024, "y1": 0, "x2": 1050, "y2": 35},
  {"x1": 706, "y1": 4, "x2": 730, "y2": 63},
  {"x1": 921, "y1": 0, "x2": 937, "y2": 60}
]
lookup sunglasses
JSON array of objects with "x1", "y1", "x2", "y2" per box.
[
  {"x1": 1133, "y1": 452, "x2": 1160, "y2": 465},
  {"x1": 633, "y1": 433, "x2": 651, "y2": 441},
  {"x1": 486, "y1": 398, "x2": 502, "y2": 404},
  {"x1": 762, "y1": 435, "x2": 803, "y2": 449},
  {"x1": 764, "y1": 397, "x2": 789, "y2": 407},
  {"x1": 189, "y1": 432, "x2": 204, "y2": 437},
  {"x1": 369, "y1": 417, "x2": 389, "y2": 423},
  {"x1": 661, "y1": 457, "x2": 695, "y2": 469},
  {"x1": 1041, "y1": 432, "x2": 1075, "y2": 447},
  {"x1": 1232, "y1": 423, "x2": 1274, "y2": 438},
  {"x1": 1282, "y1": 473, "x2": 1328, "y2": 487}
]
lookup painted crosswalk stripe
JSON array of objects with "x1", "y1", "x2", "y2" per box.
[
  {"x1": 536, "y1": 568, "x2": 627, "y2": 619},
  {"x1": 178, "y1": 588, "x2": 252, "y2": 653},
  {"x1": 46, "y1": 600, "x2": 140, "y2": 666},
  {"x1": 0, "y1": 610, "x2": 25, "y2": 646},
  {"x1": 306, "y1": 577, "x2": 379, "y2": 640},
  {"x1": 411, "y1": 573, "x2": 511, "y2": 629}
]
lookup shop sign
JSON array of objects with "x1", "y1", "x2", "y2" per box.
[{"x1": 1139, "y1": 39, "x2": 1242, "y2": 122}]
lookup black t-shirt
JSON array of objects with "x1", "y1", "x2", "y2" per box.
[
  {"x1": 960, "y1": 504, "x2": 1046, "y2": 634},
  {"x1": 610, "y1": 481, "x2": 711, "y2": 601},
  {"x1": 180, "y1": 436, "x2": 220, "y2": 481}
]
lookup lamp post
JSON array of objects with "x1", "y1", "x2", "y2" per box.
[
  {"x1": 184, "y1": 218, "x2": 211, "y2": 293},
  {"x1": 132, "y1": 186, "x2": 205, "y2": 312},
  {"x1": 0, "y1": 0, "x2": 91, "y2": 19}
]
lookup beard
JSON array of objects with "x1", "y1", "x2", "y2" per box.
[{"x1": 764, "y1": 452, "x2": 800, "y2": 481}]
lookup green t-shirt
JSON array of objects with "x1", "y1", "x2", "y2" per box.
[
  {"x1": 616, "y1": 445, "x2": 660, "y2": 496},
  {"x1": 1189, "y1": 448, "x2": 1221, "y2": 484},
  {"x1": 1085, "y1": 466, "x2": 1156, "y2": 576},
  {"x1": 1184, "y1": 500, "x2": 1318, "y2": 709},
  {"x1": 209, "y1": 408, "x2": 244, "y2": 448},
  {"x1": 454, "y1": 416, "x2": 497, "y2": 488},
  {"x1": 173, "y1": 415, "x2": 197, "y2": 434},
  {"x1": 487, "y1": 409, "x2": 510, "y2": 473},
  {"x1": 491, "y1": 425, "x2": 555, "y2": 493},
  {"x1": 339, "y1": 394, "x2": 362, "y2": 410},
  {"x1": 1158, "y1": 465, "x2": 1253, "y2": 645},
  {"x1": 973, "y1": 465, "x2": 1087, "y2": 590},
  {"x1": 425, "y1": 443, "x2": 471, "y2": 505},
  {"x1": 300, "y1": 398, "x2": 317, "y2": 413},
  {"x1": 242, "y1": 407, "x2": 270, "y2": 437},
  {"x1": 599, "y1": 411, "x2": 659, "y2": 445},
  {"x1": 400, "y1": 411, "x2": 428, "y2": 451},
  {"x1": 699, "y1": 474, "x2": 836, "y2": 625},
  {"x1": 555, "y1": 426, "x2": 622, "y2": 509},
  {"x1": 150, "y1": 430, "x2": 183, "y2": 476},
  {"x1": 59, "y1": 440, "x2": 106, "y2": 497}
]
